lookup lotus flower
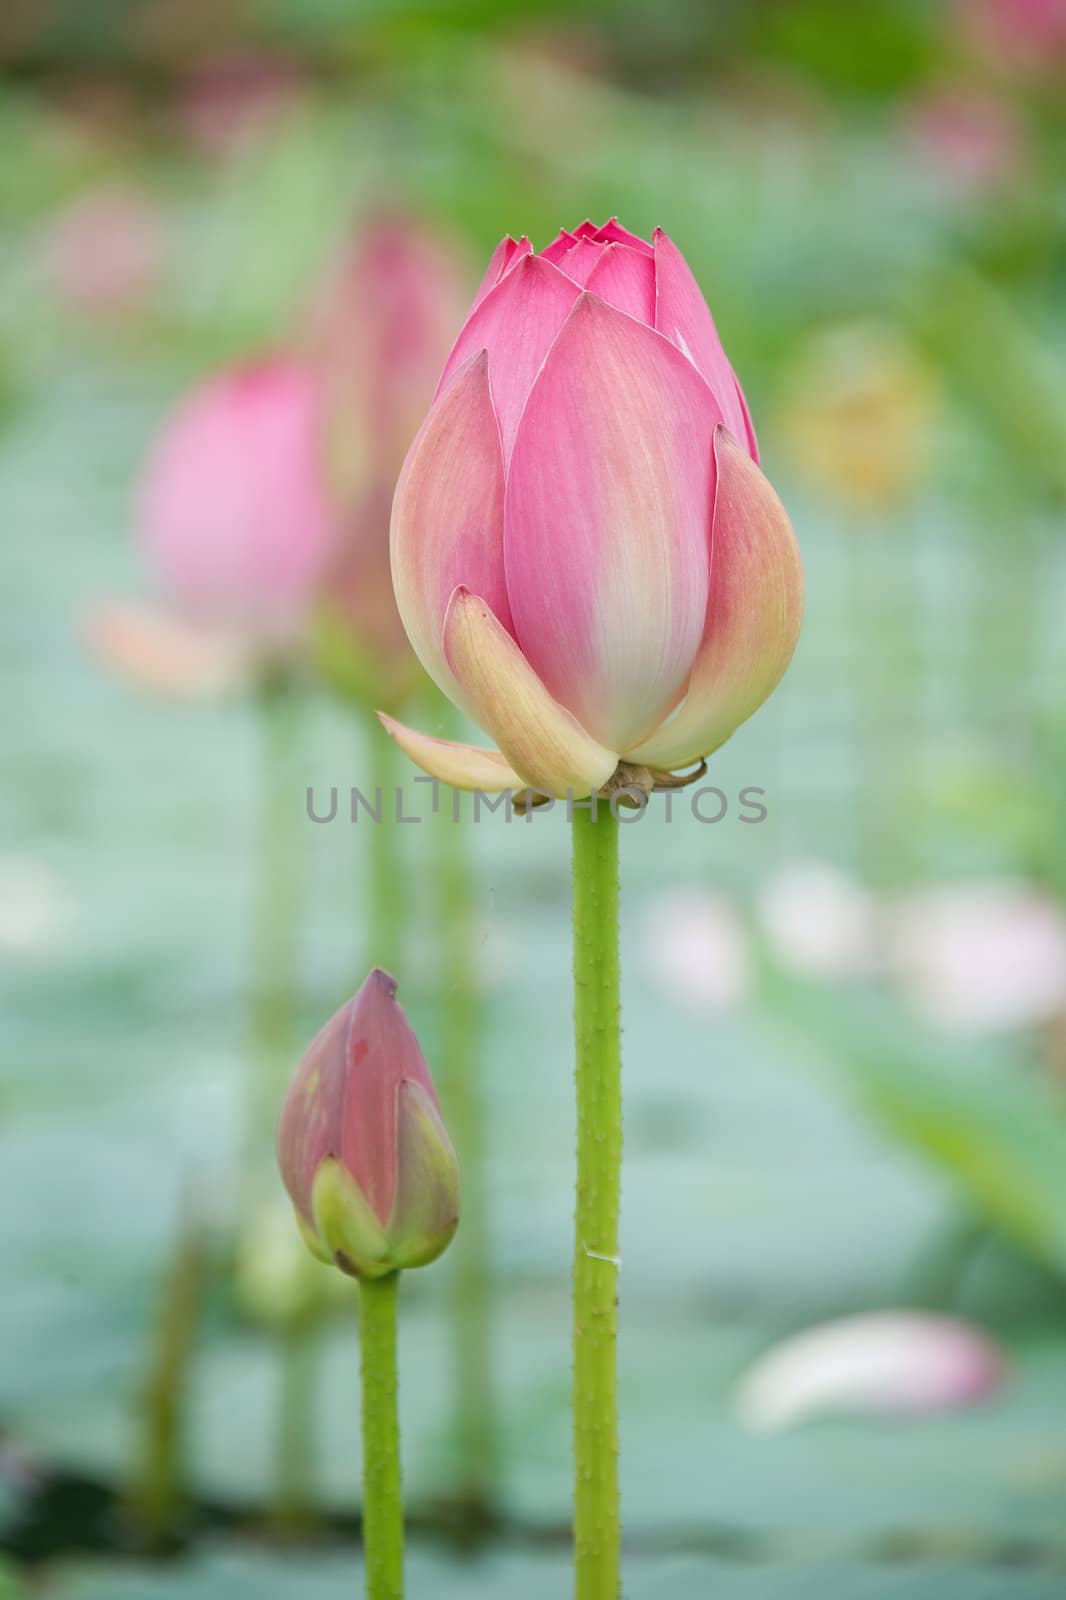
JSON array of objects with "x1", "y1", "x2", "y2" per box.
[
  {"x1": 383, "y1": 220, "x2": 803, "y2": 799},
  {"x1": 736, "y1": 1313, "x2": 1005, "y2": 1433},
  {"x1": 138, "y1": 357, "x2": 337, "y2": 649},
  {"x1": 277, "y1": 970, "x2": 460, "y2": 1280}
]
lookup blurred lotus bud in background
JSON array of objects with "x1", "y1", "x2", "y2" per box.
[
  {"x1": 903, "y1": 83, "x2": 1024, "y2": 193},
  {"x1": 959, "y1": 0, "x2": 1066, "y2": 77},
  {"x1": 42, "y1": 185, "x2": 165, "y2": 318},
  {"x1": 234, "y1": 1200, "x2": 348, "y2": 1329},
  {"x1": 176, "y1": 53, "x2": 308, "y2": 156},
  {"x1": 773, "y1": 322, "x2": 938, "y2": 514},
  {"x1": 758, "y1": 858, "x2": 881, "y2": 981},
  {"x1": 278, "y1": 970, "x2": 460, "y2": 1280},
  {"x1": 736, "y1": 1312, "x2": 1005, "y2": 1433},
  {"x1": 305, "y1": 215, "x2": 469, "y2": 709},
  {"x1": 138, "y1": 357, "x2": 338, "y2": 652},
  {"x1": 83, "y1": 602, "x2": 255, "y2": 699},
  {"x1": 885, "y1": 879, "x2": 1066, "y2": 1036},
  {"x1": 642, "y1": 889, "x2": 752, "y2": 1015}
]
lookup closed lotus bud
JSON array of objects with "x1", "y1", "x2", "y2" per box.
[
  {"x1": 277, "y1": 969, "x2": 459, "y2": 1279},
  {"x1": 138, "y1": 358, "x2": 337, "y2": 649},
  {"x1": 382, "y1": 219, "x2": 803, "y2": 800},
  {"x1": 307, "y1": 217, "x2": 468, "y2": 708},
  {"x1": 736, "y1": 1313, "x2": 1005, "y2": 1433}
]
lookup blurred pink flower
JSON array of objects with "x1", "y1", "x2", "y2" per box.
[
  {"x1": 138, "y1": 357, "x2": 338, "y2": 650},
  {"x1": 960, "y1": 0, "x2": 1066, "y2": 74},
  {"x1": 384, "y1": 220, "x2": 803, "y2": 799},
  {"x1": 904, "y1": 84, "x2": 1023, "y2": 192},
  {"x1": 83, "y1": 601, "x2": 255, "y2": 698},
  {"x1": 42, "y1": 185, "x2": 164, "y2": 316},
  {"x1": 736, "y1": 1312, "x2": 1005, "y2": 1432},
  {"x1": 886, "y1": 880, "x2": 1066, "y2": 1036},
  {"x1": 306, "y1": 216, "x2": 469, "y2": 706},
  {"x1": 643, "y1": 889, "x2": 751, "y2": 1014},
  {"x1": 758, "y1": 859, "x2": 880, "y2": 980},
  {"x1": 176, "y1": 54, "x2": 307, "y2": 155}
]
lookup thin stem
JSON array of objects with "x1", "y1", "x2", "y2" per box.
[
  {"x1": 359, "y1": 1272, "x2": 404, "y2": 1600},
  {"x1": 570, "y1": 802, "x2": 622, "y2": 1600},
  {"x1": 366, "y1": 722, "x2": 405, "y2": 978},
  {"x1": 275, "y1": 1319, "x2": 317, "y2": 1534},
  {"x1": 434, "y1": 760, "x2": 497, "y2": 1518}
]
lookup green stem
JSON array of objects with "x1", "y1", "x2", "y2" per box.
[
  {"x1": 571, "y1": 802, "x2": 622, "y2": 1600},
  {"x1": 434, "y1": 758, "x2": 497, "y2": 1518},
  {"x1": 244, "y1": 673, "x2": 302, "y2": 1219},
  {"x1": 275, "y1": 1319, "x2": 317, "y2": 1534},
  {"x1": 366, "y1": 723, "x2": 405, "y2": 978},
  {"x1": 359, "y1": 1273, "x2": 404, "y2": 1600}
]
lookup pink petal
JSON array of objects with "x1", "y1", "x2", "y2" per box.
[
  {"x1": 505, "y1": 293, "x2": 721, "y2": 752},
  {"x1": 555, "y1": 237, "x2": 608, "y2": 286},
  {"x1": 591, "y1": 217, "x2": 653, "y2": 255},
  {"x1": 584, "y1": 243, "x2": 655, "y2": 324},
  {"x1": 435, "y1": 254, "x2": 580, "y2": 461},
  {"x1": 572, "y1": 219, "x2": 602, "y2": 240},
  {"x1": 736, "y1": 1313, "x2": 1005, "y2": 1433},
  {"x1": 629, "y1": 430, "x2": 803, "y2": 770},
  {"x1": 470, "y1": 233, "x2": 532, "y2": 312},
  {"x1": 653, "y1": 228, "x2": 755, "y2": 453},
  {"x1": 377, "y1": 711, "x2": 524, "y2": 792},
  {"x1": 390, "y1": 351, "x2": 509, "y2": 716},
  {"x1": 540, "y1": 229, "x2": 579, "y2": 265},
  {"x1": 443, "y1": 588, "x2": 618, "y2": 798}
]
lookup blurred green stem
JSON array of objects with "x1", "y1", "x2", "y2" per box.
[
  {"x1": 246, "y1": 673, "x2": 318, "y2": 1529},
  {"x1": 359, "y1": 1272, "x2": 404, "y2": 1600},
  {"x1": 366, "y1": 723, "x2": 405, "y2": 978},
  {"x1": 125, "y1": 1204, "x2": 207, "y2": 1545},
  {"x1": 434, "y1": 727, "x2": 498, "y2": 1518},
  {"x1": 571, "y1": 803, "x2": 622, "y2": 1600},
  {"x1": 275, "y1": 1319, "x2": 317, "y2": 1533}
]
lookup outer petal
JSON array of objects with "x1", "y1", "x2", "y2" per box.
[
  {"x1": 434, "y1": 255, "x2": 580, "y2": 460},
  {"x1": 443, "y1": 588, "x2": 618, "y2": 798},
  {"x1": 377, "y1": 711, "x2": 524, "y2": 792},
  {"x1": 584, "y1": 242, "x2": 655, "y2": 324},
  {"x1": 390, "y1": 351, "x2": 509, "y2": 716},
  {"x1": 469, "y1": 233, "x2": 532, "y2": 312},
  {"x1": 653, "y1": 228, "x2": 756, "y2": 457},
  {"x1": 628, "y1": 430, "x2": 803, "y2": 770},
  {"x1": 505, "y1": 292, "x2": 721, "y2": 752},
  {"x1": 555, "y1": 237, "x2": 608, "y2": 286},
  {"x1": 541, "y1": 228, "x2": 579, "y2": 265}
]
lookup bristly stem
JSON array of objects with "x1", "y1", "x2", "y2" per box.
[
  {"x1": 434, "y1": 744, "x2": 498, "y2": 1521},
  {"x1": 571, "y1": 801, "x2": 622, "y2": 1600},
  {"x1": 366, "y1": 721, "x2": 405, "y2": 979},
  {"x1": 359, "y1": 1272, "x2": 404, "y2": 1599}
]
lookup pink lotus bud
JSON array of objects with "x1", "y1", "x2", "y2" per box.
[
  {"x1": 138, "y1": 358, "x2": 338, "y2": 647},
  {"x1": 306, "y1": 217, "x2": 468, "y2": 705},
  {"x1": 736, "y1": 1313, "x2": 1005, "y2": 1433},
  {"x1": 277, "y1": 970, "x2": 459, "y2": 1279},
  {"x1": 42, "y1": 185, "x2": 164, "y2": 317},
  {"x1": 383, "y1": 221, "x2": 803, "y2": 799}
]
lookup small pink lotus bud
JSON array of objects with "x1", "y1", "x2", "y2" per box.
[
  {"x1": 137, "y1": 358, "x2": 337, "y2": 648},
  {"x1": 736, "y1": 1313, "x2": 1005, "y2": 1433},
  {"x1": 43, "y1": 184, "x2": 164, "y2": 317},
  {"x1": 277, "y1": 970, "x2": 459, "y2": 1279},
  {"x1": 383, "y1": 220, "x2": 803, "y2": 799}
]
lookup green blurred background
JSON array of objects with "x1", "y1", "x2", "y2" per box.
[{"x1": 3, "y1": 1, "x2": 1066, "y2": 1595}]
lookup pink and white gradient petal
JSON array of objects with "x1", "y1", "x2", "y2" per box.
[
  {"x1": 653, "y1": 229, "x2": 756, "y2": 457},
  {"x1": 629, "y1": 430, "x2": 802, "y2": 770},
  {"x1": 442, "y1": 588, "x2": 618, "y2": 798},
  {"x1": 389, "y1": 351, "x2": 509, "y2": 717},
  {"x1": 434, "y1": 254, "x2": 580, "y2": 461},
  {"x1": 505, "y1": 293, "x2": 720, "y2": 752},
  {"x1": 377, "y1": 712, "x2": 524, "y2": 793}
]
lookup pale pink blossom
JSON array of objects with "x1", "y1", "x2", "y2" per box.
[
  {"x1": 643, "y1": 889, "x2": 751, "y2": 1014},
  {"x1": 736, "y1": 1312, "x2": 1005, "y2": 1433},
  {"x1": 42, "y1": 185, "x2": 164, "y2": 316},
  {"x1": 758, "y1": 859, "x2": 880, "y2": 980},
  {"x1": 886, "y1": 880, "x2": 1066, "y2": 1036},
  {"x1": 382, "y1": 220, "x2": 803, "y2": 799}
]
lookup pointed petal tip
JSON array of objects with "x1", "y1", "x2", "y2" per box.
[{"x1": 364, "y1": 967, "x2": 399, "y2": 1000}]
